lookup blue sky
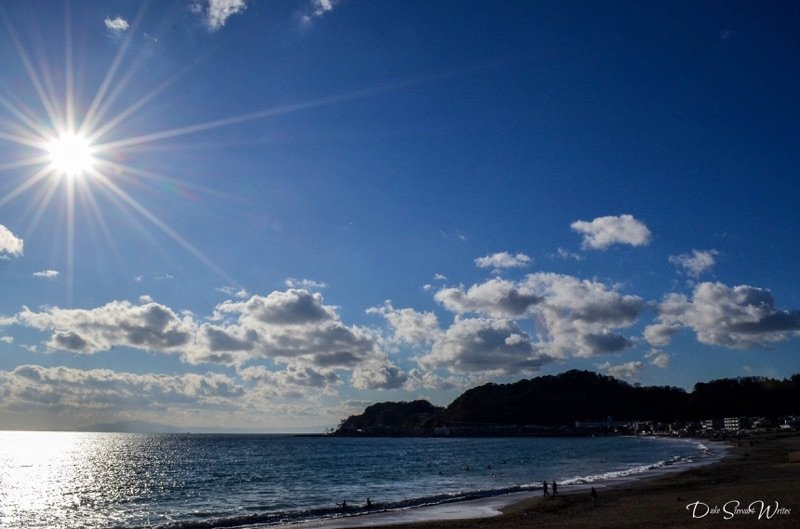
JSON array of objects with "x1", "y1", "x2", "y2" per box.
[{"x1": 0, "y1": 0, "x2": 798, "y2": 431}]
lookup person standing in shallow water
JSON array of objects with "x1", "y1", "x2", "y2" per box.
[
  {"x1": 543, "y1": 481, "x2": 549, "y2": 497},
  {"x1": 552, "y1": 481, "x2": 558, "y2": 497}
]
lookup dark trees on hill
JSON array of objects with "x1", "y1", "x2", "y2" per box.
[
  {"x1": 334, "y1": 370, "x2": 800, "y2": 435},
  {"x1": 444, "y1": 370, "x2": 689, "y2": 425},
  {"x1": 336, "y1": 400, "x2": 444, "y2": 434}
]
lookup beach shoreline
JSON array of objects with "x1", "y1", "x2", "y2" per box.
[{"x1": 282, "y1": 434, "x2": 798, "y2": 529}]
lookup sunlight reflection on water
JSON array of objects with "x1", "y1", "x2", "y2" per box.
[{"x1": 0, "y1": 432, "x2": 707, "y2": 529}]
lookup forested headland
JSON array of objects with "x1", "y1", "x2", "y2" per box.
[{"x1": 334, "y1": 370, "x2": 800, "y2": 436}]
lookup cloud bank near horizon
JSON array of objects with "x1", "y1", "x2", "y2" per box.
[{"x1": 2, "y1": 215, "x2": 798, "y2": 429}]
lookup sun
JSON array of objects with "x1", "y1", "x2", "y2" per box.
[{"x1": 45, "y1": 131, "x2": 96, "y2": 179}]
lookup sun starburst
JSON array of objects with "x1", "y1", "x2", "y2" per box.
[
  {"x1": 44, "y1": 131, "x2": 96, "y2": 179},
  {"x1": 0, "y1": 3, "x2": 384, "y2": 300}
]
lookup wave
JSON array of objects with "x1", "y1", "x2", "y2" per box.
[
  {"x1": 135, "y1": 440, "x2": 715, "y2": 529},
  {"x1": 559, "y1": 454, "x2": 688, "y2": 485},
  {"x1": 139, "y1": 486, "x2": 533, "y2": 529}
]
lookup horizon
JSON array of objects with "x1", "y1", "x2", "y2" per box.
[
  {"x1": 1, "y1": 1, "x2": 799, "y2": 432},
  {"x1": 2, "y1": 366, "x2": 797, "y2": 435}
]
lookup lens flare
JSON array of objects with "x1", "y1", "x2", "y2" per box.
[{"x1": 45, "y1": 132, "x2": 95, "y2": 179}]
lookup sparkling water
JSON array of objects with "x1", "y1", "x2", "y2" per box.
[{"x1": 0, "y1": 431, "x2": 713, "y2": 529}]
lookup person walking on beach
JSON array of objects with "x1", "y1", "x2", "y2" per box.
[
  {"x1": 543, "y1": 481, "x2": 549, "y2": 497},
  {"x1": 590, "y1": 487, "x2": 598, "y2": 506},
  {"x1": 552, "y1": 481, "x2": 558, "y2": 497}
]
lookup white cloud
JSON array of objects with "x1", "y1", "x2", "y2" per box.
[
  {"x1": 646, "y1": 282, "x2": 800, "y2": 348},
  {"x1": 302, "y1": 0, "x2": 337, "y2": 23},
  {"x1": 435, "y1": 277, "x2": 541, "y2": 318},
  {"x1": 0, "y1": 336, "x2": 13, "y2": 344},
  {"x1": 436, "y1": 273, "x2": 642, "y2": 358},
  {"x1": 403, "y1": 369, "x2": 465, "y2": 392},
  {"x1": 474, "y1": 251, "x2": 531, "y2": 272},
  {"x1": 645, "y1": 349, "x2": 670, "y2": 369},
  {"x1": 0, "y1": 365, "x2": 244, "y2": 413},
  {"x1": 367, "y1": 301, "x2": 441, "y2": 346},
  {"x1": 0, "y1": 225, "x2": 23, "y2": 257},
  {"x1": 643, "y1": 322, "x2": 681, "y2": 347},
  {"x1": 551, "y1": 247, "x2": 584, "y2": 261},
  {"x1": 14, "y1": 290, "x2": 384, "y2": 372},
  {"x1": 312, "y1": 0, "x2": 335, "y2": 16},
  {"x1": 201, "y1": 289, "x2": 381, "y2": 367},
  {"x1": 104, "y1": 16, "x2": 129, "y2": 32},
  {"x1": 351, "y1": 360, "x2": 408, "y2": 390},
  {"x1": 571, "y1": 214, "x2": 651, "y2": 250},
  {"x1": 18, "y1": 300, "x2": 195, "y2": 355},
  {"x1": 217, "y1": 285, "x2": 250, "y2": 299},
  {"x1": 433, "y1": 273, "x2": 447, "y2": 281},
  {"x1": 215, "y1": 289, "x2": 337, "y2": 326},
  {"x1": 33, "y1": 270, "x2": 60, "y2": 280},
  {"x1": 597, "y1": 360, "x2": 643, "y2": 380},
  {"x1": 669, "y1": 249, "x2": 718, "y2": 277},
  {"x1": 418, "y1": 317, "x2": 550, "y2": 376},
  {"x1": 238, "y1": 363, "x2": 339, "y2": 397},
  {"x1": 285, "y1": 277, "x2": 328, "y2": 289},
  {"x1": 192, "y1": 0, "x2": 247, "y2": 31}
]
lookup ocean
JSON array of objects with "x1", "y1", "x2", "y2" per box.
[{"x1": 0, "y1": 431, "x2": 720, "y2": 529}]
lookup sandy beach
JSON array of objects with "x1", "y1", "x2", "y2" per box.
[{"x1": 299, "y1": 433, "x2": 799, "y2": 529}]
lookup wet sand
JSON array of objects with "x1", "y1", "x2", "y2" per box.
[{"x1": 303, "y1": 434, "x2": 799, "y2": 529}]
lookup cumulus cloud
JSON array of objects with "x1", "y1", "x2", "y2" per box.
[
  {"x1": 643, "y1": 322, "x2": 681, "y2": 347},
  {"x1": 669, "y1": 249, "x2": 718, "y2": 277},
  {"x1": 216, "y1": 289, "x2": 336, "y2": 325},
  {"x1": 597, "y1": 360, "x2": 643, "y2": 380},
  {"x1": 435, "y1": 278, "x2": 541, "y2": 318},
  {"x1": 403, "y1": 368, "x2": 464, "y2": 391},
  {"x1": 0, "y1": 225, "x2": 23, "y2": 257},
  {"x1": 33, "y1": 270, "x2": 60, "y2": 280},
  {"x1": 0, "y1": 365, "x2": 244, "y2": 413},
  {"x1": 418, "y1": 318, "x2": 550, "y2": 376},
  {"x1": 646, "y1": 282, "x2": 800, "y2": 348},
  {"x1": 351, "y1": 360, "x2": 408, "y2": 390},
  {"x1": 238, "y1": 363, "x2": 339, "y2": 397},
  {"x1": 203, "y1": 289, "x2": 381, "y2": 367},
  {"x1": 192, "y1": 0, "x2": 247, "y2": 31},
  {"x1": 645, "y1": 349, "x2": 670, "y2": 368},
  {"x1": 436, "y1": 273, "x2": 642, "y2": 358},
  {"x1": 14, "y1": 289, "x2": 384, "y2": 372},
  {"x1": 0, "y1": 336, "x2": 13, "y2": 344},
  {"x1": 104, "y1": 16, "x2": 129, "y2": 32},
  {"x1": 18, "y1": 300, "x2": 195, "y2": 355},
  {"x1": 474, "y1": 251, "x2": 531, "y2": 272},
  {"x1": 367, "y1": 301, "x2": 441, "y2": 346},
  {"x1": 571, "y1": 214, "x2": 651, "y2": 250},
  {"x1": 285, "y1": 277, "x2": 328, "y2": 289}
]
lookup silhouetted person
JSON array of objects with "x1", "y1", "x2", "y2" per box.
[
  {"x1": 543, "y1": 481, "x2": 549, "y2": 497},
  {"x1": 340, "y1": 500, "x2": 347, "y2": 511},
  {"x1": 552, "y1": 481, "x2": 558, "y2": 496},
  {"x1": 366, "y1": 498, "x2": 372, "y2": 508},
  {"x1": 590, "y1": 487, "x2": 598, "y2": 506}
]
